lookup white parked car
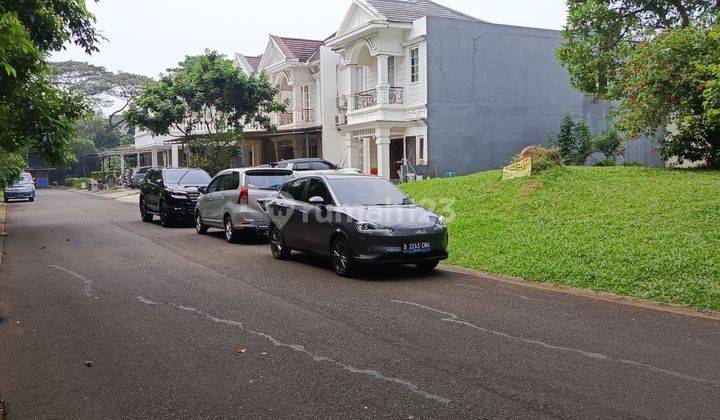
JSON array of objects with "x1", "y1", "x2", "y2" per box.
[{"x1": 270, "y1": 158, "x2": 360, "y2": 175}]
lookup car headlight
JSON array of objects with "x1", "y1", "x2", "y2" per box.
[
  {"x1": 430, "y1": 213, "x2": 446, "y2": 229},
  {"x1": 354, "y1": 220, "x2": 394, "y2": 233},
  {"x1": 170, "y1": 190, "x2": 188, "y2": 200}
]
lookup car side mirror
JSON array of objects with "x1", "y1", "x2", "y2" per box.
[
  {"x1": 198, "y1": 186, "x2": 207, "y2": 194},
  {"x1": 309, "y1": 196, "x2": 325, "y2": 206}
]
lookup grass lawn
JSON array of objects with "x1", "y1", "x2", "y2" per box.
[{"x1": 400, "y1": 167, "x2": 720, "y2": 311}]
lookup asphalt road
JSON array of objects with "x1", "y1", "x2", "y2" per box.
[{"x1": 1, "y1": 189, "x2": 719, "y2": 419}]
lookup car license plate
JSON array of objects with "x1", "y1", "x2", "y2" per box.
[{"x1": 403, "y1": 242, "x2": 431, "y2": 254}]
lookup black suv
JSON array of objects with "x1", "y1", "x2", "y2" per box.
[{"x1": 139, "y1": 167, "x2": 211, "y2": 227}]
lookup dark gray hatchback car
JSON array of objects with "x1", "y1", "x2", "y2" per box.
[{"x1": 266, "y1": 174, "x2": 448, "y2": 276}]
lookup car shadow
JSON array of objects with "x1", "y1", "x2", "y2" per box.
[
  {"x1": 287, "y1": 252, "x2": 444, "y2": 282},
  {"x1": 206, "y1": 231, "x2": 269, "y2": 246}
]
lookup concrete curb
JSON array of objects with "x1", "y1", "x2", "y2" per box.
[{"x1": 439, "y1": 264, "x2": 720, "y2": 322}]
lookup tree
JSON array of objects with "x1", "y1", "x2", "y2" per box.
[
  {"x1": 49, "y1": 61, "x2": 154, "y2": 129},
  {"x1": 126, "y1": 50, "x2": 284, "y2": 169},
  {"x1": 614, "y1": 22, "x2": 720, "y2": 166},
  {"x1": 75, "y1": 113, "x2": 133, "y2": 150},
  {"x1": 557, "y1": 0, "x2": 720, "y2": 167},
  {"x1": 0, "y1": 0, "x2": 100, "y2": 182},
  {"x1": 551, "y1": 113, "x2": 594, "y2": 165}
]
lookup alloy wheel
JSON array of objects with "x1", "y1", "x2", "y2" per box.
[
  {"x1": 270, "y1": 227, "x2": 290, "y2": 259},
  {"x1": 195, "y1": 213, "x2": 207, "y2": 234},
  {"x1": 332, "y1": 238, "x2": 350, "y2": 276}
]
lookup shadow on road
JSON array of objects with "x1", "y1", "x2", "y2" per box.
[{"x1": 288, "y1": 251, "x2": 445, "y2": 282}]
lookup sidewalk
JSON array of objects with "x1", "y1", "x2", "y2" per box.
[{"x1": 77, "y1": 188, "x2": 140, "y2": 204}]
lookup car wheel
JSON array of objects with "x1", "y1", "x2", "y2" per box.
[
  {"x1": 331, "y1": 237, "x2": 354, "y2": 277},
  {"x1": 416, "y1": 260, "x2": 440, "y2": 272},
  {"x1": 3, "y1": 197, "x2": 8, "y2": 203},
  {"x1": 270, "y1": 226, "x2": 291, "y2": 260},
  {"x1": 140, "y1": 199, "x2": 153, "y2": 222},
  {"x1": 28, "y1": 197, "x2": 34, "y2": 202},
  {"x1": 195, "y1": 212, "x2": 208, "y2": 235},
  {"x1": 224, "y1": 216, "x2": 239, "y2": 243},
  {"x1": 159, "y1": 203, "x2": 173, "y2": 228}
]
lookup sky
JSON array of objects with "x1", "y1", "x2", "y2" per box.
[{"x1": 50, "y1": 0, "x2": 569, "y2": 78}]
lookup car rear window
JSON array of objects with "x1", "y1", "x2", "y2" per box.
[
  {"x1": 137, "y1": 168, "x2": 149, "y2": 174},
  {"x1": 164, "y1": 169, "x2": 211, "y2": 185},
  {"x1": 310, "y1": 161, "x2": 335, "y2": 170},
  {"x1": 245, "y1": 172, "x2": 294, "y2": 191}
]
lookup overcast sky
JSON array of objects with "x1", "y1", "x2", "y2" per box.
[{"x1": 50, "y1": 0, "x2": 568, "y2": 78}]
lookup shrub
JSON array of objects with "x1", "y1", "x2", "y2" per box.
[
  {"x1": 515, "y1": 146, "x2": 562, "y2": 174},
  {"x1": 64, "y1": 177, "x2": 94, "y2": 189},
  {"x1": 623, "y1": 160, "x2": 643, "y2": 167},
  {"x1": 594, "y1": 128, "x2": 625, "y2": 160},
  {"x1": 550, "y1": 113, "x2": 594, "y2": 165},
  {"x1": 594, "y1": 159, "x2": 617, "y2": 167}
]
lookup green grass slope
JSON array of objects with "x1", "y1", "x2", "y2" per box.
[{"x1": 400, "y1": 167, "x2": 720, "y2": 311}]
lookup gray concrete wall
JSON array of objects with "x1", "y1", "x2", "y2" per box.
[{"x1": 425, "y1": 18, "x2": 661, "y2": 176}]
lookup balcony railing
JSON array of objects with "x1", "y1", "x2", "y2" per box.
[
  {"x1": 337, "y1": 95, "x2": 348, "y2": 109},
  {"x1": 354, "y1": 89, "x2": 377, "y2": 109},
  {"x1": 389, "y1": 87, "x2": 404, "y2": 105},
  {"x1": 298, "y1": 108, "x2": 315, "y2": 124},
  {"x1": 278, "y1": 112, "x2": 294, "y2": 126}
]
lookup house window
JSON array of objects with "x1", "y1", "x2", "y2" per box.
[
  {"x1": 410, "y1": 47, "x2": 419, "y2": 83},
  {"x1": 388, "y1": 56, "x2": 396, "y2": 87},
  {"x1": 356, "y1": 66, "x2": 366, "y2": 91},
  {"x1": 418, "y1": 136, "x2": 425, "y2": 163},
  {"x1": 301, "y1": 85, "x2": 310, "y2": 109}
]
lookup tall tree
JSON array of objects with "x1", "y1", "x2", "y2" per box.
[
  {"x1": 126, "y1": 51, "x2": 284, "y2": 172},
  {"x1": 48, "y1": 61, "x2": 153, "y2": 130},
  {"x1": 557, "y1": 0, "x2": 720, "y2": 167},
  {"x1": 0, "y1": 0, "x2": 100, "y2": 185}
]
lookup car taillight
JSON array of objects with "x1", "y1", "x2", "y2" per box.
[{"x1": 239, "y1": 185, "x2": 249, "y2": 204}]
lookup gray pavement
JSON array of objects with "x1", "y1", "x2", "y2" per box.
[{"x1": 0, "y1": 189, "x2": 719, "y2": 419}]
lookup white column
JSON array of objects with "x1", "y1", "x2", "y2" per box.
[
  {"x1": 344, "y1": 132, "x2": 354, "y2": 169},
  {"x1": 362, "y1": 137, "x2": 371, "y2": 174},
  {"x1": 346, "y1": 64, "x2": 356, "y2": 110},
  {"x1": 375, "y1": 128, "x2": 391, "y2": 179},
  {"x1": 376, "y1": 54, "x2": 390, "y2": 105},
  {"x1": 171, "y1": 145, "x2": 180, "y2": 168},
  {"x1": 151, "y1": 147, "x2": 158, "y2": 167},
  {"x1": 292, "y1": 83, "x2": 302, "y2": 123}
]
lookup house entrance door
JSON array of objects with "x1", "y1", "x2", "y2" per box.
[{"x1": 389, "y1": 138, "x2": 404, "y2": 180}]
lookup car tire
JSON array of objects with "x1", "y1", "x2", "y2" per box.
[
  {"x1": 3, "y1": 197, "x2": 8, "y2": 203},
  {"x1": 416, "y1": 260, "x2": 440, "y2": 272},
  {"x1": 195, "y1": 212, "x2": 208, "y2": 235},
  {"x1": 269, "y1": 226, "x2": 291, "y2": 260},
  {"x1": 159, "y1": 202, "x2": 173, "y2": 228},
  {"x1": 140, "y1": 198, "x2": 153, "y2": 222},
  {"x1": 28, "y1": 197, "x2": 34, "y2": 202},
  {"x1": 331, "y1": 237, "x2": 354, "y2": 277},
  {"x1": 224, "y1": 216, "x2": 240, "y2": 244}
]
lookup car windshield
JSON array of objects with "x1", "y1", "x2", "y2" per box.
[
  {"x1": 327, "y1": 177, "x2": 410, "y2": 206},
  {"x1": 164, "y1": 169, "x2": 211, "y2": 186},
  {"x1": 12, "y1": 174, "x2": 32, "y2": 187},
  {"x1": 136, "y1": 168, "x2": 149, "y2": 174},
  {"x1": 245, "y1": 173, "x2": 294, "y2": 191}
]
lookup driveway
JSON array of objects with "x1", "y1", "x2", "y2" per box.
[{"x1": 0, "y1": 189, "x2": 718, "y2": 418}]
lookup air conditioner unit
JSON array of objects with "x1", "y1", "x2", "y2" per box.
[{"x1": 335, "y1": 114, "x2": 347, "y2": 126}]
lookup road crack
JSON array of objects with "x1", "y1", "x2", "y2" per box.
[
  {"x1": 392, "y1": 300, "x2": 720, "y2": 387},
  {"x1": 137, "y1": 296, "x2": 452, "y2": 404}
]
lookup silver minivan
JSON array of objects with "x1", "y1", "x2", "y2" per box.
[{"x1": 194, "y1": 168, "x2": 295, "y2": 242}]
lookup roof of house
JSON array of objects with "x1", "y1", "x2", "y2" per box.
[
  {"x1": 245, "y1": 55, "x2": 263, "y2": 71},
  {"x1": 364, "y1": 0, "x2": 480, "y2": 23},
  {"x1": 270, "y1": 35, "x2": 325, "y2": 63}
]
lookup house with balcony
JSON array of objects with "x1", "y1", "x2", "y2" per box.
[
  {"x1": 234, "y1": 35, "x2": 329, "y2": 167},
  {"x1": 323, "y1": 0, "x2": 661, "y2": 180}
]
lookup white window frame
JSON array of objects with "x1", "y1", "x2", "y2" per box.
[
  {"x1": 356, "y1": 66, "x2": 366, "y2": 92},
  {"x1": 301, "y1": 85, "x2": 310, "y2": 109},
  {"x1": 410, "y1": 47, "x2": 419, "y2": 84},
  {"x1": 388, "y1": 56, "x2": 396, "y2": 87}
]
